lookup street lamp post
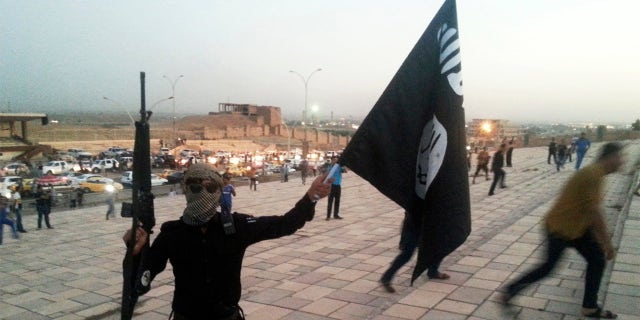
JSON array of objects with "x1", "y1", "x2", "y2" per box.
[
  {"x1": 103, "y1": 96, "x2": 135, "y2": 125},
  {"x1": 289, "y1": 68, "x2": 322, "y2": 125},
  {"x1": 163, "y1": 75, "x2": 184, "y2": 145},
  {"x1": 311, "y1": 104, "x2": 319, "y2": 125},
  {"x1": 149, "y1": 96, "x2": 174, "y2": 111}
]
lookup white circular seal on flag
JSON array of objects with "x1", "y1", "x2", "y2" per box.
[{"x1": 415, "y1": 115, "x2": 447, "y2": 199}]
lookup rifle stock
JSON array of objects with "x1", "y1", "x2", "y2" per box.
[{"x1": 121, "y1": 72, "x2": 156, "y2": 320}]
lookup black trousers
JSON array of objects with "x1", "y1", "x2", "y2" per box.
[
  {"x1": 506, "y1": 230, "x2": 605, "y2": 308},
  {"x1": 488, "y1": 169, "x2": 505, "y2": 194},
  {"x1": 547, "y1": 151, "x2": 557, "y2": 164},
  {"x1": 327, "y1": 184, "x2": 341, "y2": 218}
]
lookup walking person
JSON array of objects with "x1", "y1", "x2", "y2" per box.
[
  {"x1": 105, "y1": 191, "x2": 116, "y2": 220},
  {"x1": 575, "y1": 132, "x2": 591, "y2": 170},
  {"x1": 472, "y1": 146, "x2": 491, "y2": 184},
  {"x1": 380, "y1": 211, "x2": 449, "y2": 293},
  {"x1": 76, "y1": 188, "x2": 84, "y2": 207},
  {"x1": 299, "y1": 159, "x2": 309, "y2": 185},
  {"x1": 568, "y1": 137, "x2": 577, "y2": 162},
  {"x1": 69, "y1": 187, "x2": 77, "y2": 208},
  {"x1": 0, "y1": 198, "x2": 19, "y2": 245},
  {"x1": 488, "y1": 144, "x2": 507, "y2": 196},
  {"x1": 547, "y1": 137, "x2": 557, "y2": 164},
  {"x1": 506, "y1": 138, "x2": 515, "y2": 167},
  {"x1": 281, "y1": 162, "x2": 290, "y2": 182},
  {"x1": 34, "y1": 185, "x2": 53, "y2": 229},
  {"x1": 10, "y1": 187, "x2": 26, "y2": 233},
  {"x1": 326, "y1": 156, "x2": 345, "y2": 220},
  {"x1": 220, "y1": 173, "x2": 236, "y2": 214},
  {"x1": 556, "y1": 139, "x2": 568, "y2": 171},
  {"x1": 501, "y1": 142, "x2": 624, "y2": 319},
  {"x1": 122, "y1": 163, "x2": 333, "y2": 320},
  {"x1": 248, "y1": 167, "x2": 258, "y2": 191}
]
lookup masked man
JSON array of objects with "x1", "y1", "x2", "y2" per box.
[{"x1": 124, "y1": 163, "x2": 332, "y2": 319}]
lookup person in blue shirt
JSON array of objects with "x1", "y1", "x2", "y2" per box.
[
  {"x1": 574, "y1": 132, "x2": 591, "y2": 170},
  {"x1": 220, "y1": 174, "x2": 236, "y2": 213},
  {"x1": 326, "y1": 156, "x2": 345, "y2": 220},
  {"x1": 0, "y1": 197, "x2": 19, "y2": 245}
]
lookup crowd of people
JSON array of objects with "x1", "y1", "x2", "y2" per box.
[{"x1": 468, "y1": 133, "x2": 595, "y2": 197}]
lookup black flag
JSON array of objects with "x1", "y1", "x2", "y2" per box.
[{"x1": 340, "y1": 0, "x2": 470, "y2": 282}]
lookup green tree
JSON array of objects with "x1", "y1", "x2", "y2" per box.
[{"x1": 632, "y1": 119, "x2": 640, "y2": 131}]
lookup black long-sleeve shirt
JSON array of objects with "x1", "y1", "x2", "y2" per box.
[
  {"x1": 491, "y1": 150, "x2": 504, "y2": 171},
  {"x1": 143, "y1": 196, "x2": 316, "y2": 319}
]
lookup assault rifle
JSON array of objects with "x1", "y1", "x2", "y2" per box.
[{"x1": 121, "y1": 71, "x2": 156, "y2": 319}]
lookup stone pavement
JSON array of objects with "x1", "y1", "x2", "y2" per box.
[{"x1": 1, "y1": 141, "x2": 639, "y2": 320}]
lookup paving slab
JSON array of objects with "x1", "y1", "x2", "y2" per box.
[{"x1": 1, "y1": 141, "x2": 639, "y2": 319}]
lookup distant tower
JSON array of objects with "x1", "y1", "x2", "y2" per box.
[{"x1": 331, "y1": 111, "x2": 333, "y2": 123}]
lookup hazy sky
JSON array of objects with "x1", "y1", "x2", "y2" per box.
[{"x1": 1, "y1": 0, "x2": 639, "y2": 124}]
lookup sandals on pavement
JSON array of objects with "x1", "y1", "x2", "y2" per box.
[{"x1": 582, "y1": 307, "x2": 617, "y2": 319}]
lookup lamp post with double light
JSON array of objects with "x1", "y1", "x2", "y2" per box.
[{"x1": 289, "y1": 68, "x2": 322, "y2": 125}]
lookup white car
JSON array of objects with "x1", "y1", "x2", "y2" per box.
[
  {"x1": 150, "y1": 174, "x2": 168, "y2": 186},
  {"x1": 2, "y1": 162, "x2": 30, "y2": 175},
  {"x1": 90, "y1": 159, "x2": 120, "y2": 173},
  {"x1": 0, "y1": 176, "x2": 23, "y2": 191},
  {"x1": 120, "y1": 171, "x2": 167, "y2": 186}
]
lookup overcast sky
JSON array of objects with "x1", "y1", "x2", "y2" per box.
[{"x1": 1, "y1": 0, "x2": 638, "y2": 124}]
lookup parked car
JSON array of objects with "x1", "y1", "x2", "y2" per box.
[
  {"x1": 80, "y1": 176, "x2": 123, "y2": 193},
  {"x1": 101, "y1": 146, "x2": 128, "y2": 158},
  {"x1": 119, "y1": 157, "x2": 134, "y2": 170},
  {"x1": 67, "y1": 148, "x2": 93, "y2": 159},
  {"x1": 159, "y1": 169, "x2": 176, "y2": 179},
  {"x1": 2, "y1": 162, "x2": 30, "y2": 175},
  {"x1": 166, "y1": 171, "x2": 185, "y2": 185},
  {"x1": 0, "y1": 176, "x2": 24, "y2": 191},
  {"x1": 179, "y1": 149, "x2": 198, "y2": 157},
  {"x1": 79, "y1": 160, "x2": 92, "y2": 172},
  {"x1": 42, "y1": 160, "x2": 74, "y2": 175},
  {"x1": 120, "y1": 171, "x2": 167, "y2": 186},
  {"x1": 150, "y1": 174, "x2": 168, "y2": 186},
  {"x1": 61, "y1": 171, "x2": 83, "y2": 185},
  {"x1": 36, "y1": 174, "x2": 70, "y2": 187},
  {"x1": 158, "y1": 155, "x2": 177, "y2": 169},
  {"x1": 22, "y1": 178, "x2": 35, "y2": 195},
  {"x1": 67, "y1": 173, "x2": 103, "y2": 185},
  {"x1": 120, "y1": 171, "x2": 133, "y2": 186},
  {"x1": 90, "y1": 159, "x2": 120, "y2": 173}
]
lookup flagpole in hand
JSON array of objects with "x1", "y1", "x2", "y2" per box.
[{"x1": 323, "y1": 164, "x2": 340, "y2": 184}]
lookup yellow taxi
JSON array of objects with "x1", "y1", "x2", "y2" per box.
[{"x1": 80, "y1": 176, "x2": 124, "y2": 193}]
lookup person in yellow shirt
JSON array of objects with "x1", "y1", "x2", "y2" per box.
[{"x1": 502, "y1": 142, "x2": 624, "y2": 319}]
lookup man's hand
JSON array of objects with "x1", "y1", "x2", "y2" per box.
[
  {"x1": 123, "y1": 227, "x2": 148, "y2": 256},
  {"x1": 307, "y1": 173, "x2": 333, "y2": 201}
]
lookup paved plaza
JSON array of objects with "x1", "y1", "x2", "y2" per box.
[{"x1": 1, "y1": 141, "x2": 639, "y2": 319}]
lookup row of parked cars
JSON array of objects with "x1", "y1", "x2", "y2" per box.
[
  {"x1": 0, "y1": 173, "x2": 124, "y2": 198},
  {"x1": 0, "y1": 169, "x2": 176, "y2": 198}
]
